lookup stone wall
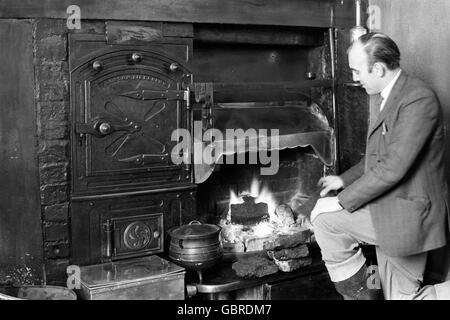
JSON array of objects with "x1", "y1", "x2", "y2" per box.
[{"x1": 33, "y1": 18, "x2": 70, "y2": 285}]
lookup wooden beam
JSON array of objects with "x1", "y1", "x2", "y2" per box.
[
  {"x1": 0, "y1": 0, "x2": 355, "y2": 28},
  {"x1": 194, "y1": 25, "x2": 325, "y2": 46}
]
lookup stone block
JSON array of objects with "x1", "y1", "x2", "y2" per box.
[
  {"x1": 35, "y1": 19, "x2": 66, "y2": 40},
  {"x1": 263, "y1": 226, "x2": 311, "y2": 251},
  {"x1": 232, "y1": 254, "x2": 278, "y2": 279},
  {"x1": 44, "y1": 258, "x2": 70, "y2": 286},
  {"x1": 43, "y1": 203, "x2": 69, "y2": 222},
  {"x1": 38, "y1": 82, "x2": 69, "y2": 102},
  {"x1": 274, "y1": 204, "x2": 295, "y2": 227},
  {"x1": 267, "y1": 244, "x2": 309, "y2": 261},
  {"x1": 244, "y1": 236, "x2": 272, "y2": 252},
  {"x1": 36, "y1": 61, "x2": 69, "y2": 102},
  {"x1": 36, "y1": 61, "x2": 69, "y2": 84},
  {"x1": 38, "y1": 101, "x2": 69, "y2": 122},
  {"x1": 44, "y1": 223, "x2": 69, "y2": 242},
  {"x1": 38, "y1": 140, "x2": 69, "y2": 165},
  {"x1": 273, "y1": 256, "x2": 313, "y2": 272},
  {"x1": 44, "y1": 242, "x2": 70, "y2": 259},
  {"x1": 40, "y1": 183, "x2": 69, "y2": 205},
  {"x1": 36, "y1": 35, "x2": 67, "y2": 61},
  {"x1": 39, "y1": 121, "x2": 69, "y2": 140},
  {"x1": 40, "y1": 163, "x2": 68, "y2": 185}
]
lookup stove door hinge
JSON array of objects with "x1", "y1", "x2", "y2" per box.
[
  {"x1": 193, "y1": 82, "x2": 213, "y2": 131},
  {"x1": 120, "y1": 89, "x2": 191, "y2": 107},
  {"x1": 184, "y1": 86, "x2": 191, "y2": 109}
]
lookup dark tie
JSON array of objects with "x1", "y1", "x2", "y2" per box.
[{"x1": 370, "y1": 94, "x2": 384, "y2": 127}]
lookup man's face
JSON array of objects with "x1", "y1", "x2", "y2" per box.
[{"x1": 348, "y1": 44, "x2": 382, "y2": 95}]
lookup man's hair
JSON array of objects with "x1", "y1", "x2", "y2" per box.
[{"x1": 350, "y1": 32, "x2": 401, "y2": 72}]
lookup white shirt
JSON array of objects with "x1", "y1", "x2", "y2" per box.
[{"x1": 380, "y1": 69, "x2": 402, "y2": 111}]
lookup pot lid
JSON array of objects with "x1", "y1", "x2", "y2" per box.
[{"x1": 169, "y1": 221, "x2": 221, "y2": 239}]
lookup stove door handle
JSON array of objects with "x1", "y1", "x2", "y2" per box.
[
  {"x1": 103, "y1": 220, "x2": 114, "y2": 259},
  {"x1": 75, "y1": 119, "x2": 141, "y2": 137},
  {"x1": 95, "y1": 121, "x2": 141, "y2": 136},
  {"x1": 97, "y1": 122, "x2": 112, "y2": 135}
]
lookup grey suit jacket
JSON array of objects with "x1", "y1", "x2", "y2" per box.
[{"x1": 338, "y1": 72, "x2": 450, "y2": 257}]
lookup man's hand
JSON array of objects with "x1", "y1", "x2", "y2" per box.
[
  {"x1": 310, "y1": 197, "x2": 343, "y2": 223},
  {"x1": 318, "y1": 176, "x2": 344, "y2": 197}
]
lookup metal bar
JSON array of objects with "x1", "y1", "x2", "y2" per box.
[
  {"x1": 71, "y1": 184, "x2": 196, "y2": 201},
  {"x1": 329, "y1": 26, "x2": 339, "y2": 174},
  {"x1": 194, "y1": 80, "x2": 333, "y2": 104},
  {"x1": 210, "y1": 80, "x2": 333, "y2": 91}
]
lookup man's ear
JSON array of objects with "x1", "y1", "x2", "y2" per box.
[{"x1": 374, "y1": 62, "x2": 386, "y2": 77}]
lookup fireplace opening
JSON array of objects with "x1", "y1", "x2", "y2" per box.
[{"x1": 196, "y1": 147, "x2": 326, "y2": 252}]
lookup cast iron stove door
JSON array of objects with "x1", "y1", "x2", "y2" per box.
[{"x1": 71, "y1": 48, "x2": 192, "y2": 196}]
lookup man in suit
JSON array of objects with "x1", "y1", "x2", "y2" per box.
[{"x1": 311, "y1": 32, "x2": 450, "y2": 299}]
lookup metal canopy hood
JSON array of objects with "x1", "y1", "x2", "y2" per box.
[{"x1": 192, "y1": 81, "x2": 334, "y2": 183}]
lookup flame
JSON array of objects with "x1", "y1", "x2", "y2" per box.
[
  {"x1": 250, "y1": 179, "x2": 259, "y2": 198},
  {"x1": 227, "y1": 189, "x2": 244, "y2": 221},
  {"x1": 229, "y1": 189, "x2": 244, "y2": 205},
  {"x1": 254, "y1": 185, "x2": 277, "y2": 221},
  {"x1": 228, "y1": 178, "x2": 278, "y2": 222}
]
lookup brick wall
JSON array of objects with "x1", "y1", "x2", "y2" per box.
[{"x1": 33, "y1": 18, "x2": 71, "y2": 285}]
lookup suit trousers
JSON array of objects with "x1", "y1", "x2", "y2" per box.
[{"x1": 313, "y1": 207, "x2": 450, "y2": 299}]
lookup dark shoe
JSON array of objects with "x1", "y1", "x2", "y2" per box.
[{"x1": 334, "y1": 264, "x2": 383, "y2": 300}]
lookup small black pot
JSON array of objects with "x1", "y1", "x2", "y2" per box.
[{"x1": 168, "y1": 221, "x2": 223, "y2": 282}]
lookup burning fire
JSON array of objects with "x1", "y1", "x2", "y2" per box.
[
  {"x1": 228, "y1": 178, "x2": 278, "y2": 220},
  {"x1": 226, "y1": 178, "x2": 278, "y2": 238},
  {"x1": 221, "y1": 178, "x2": 312, "y2": 253}
]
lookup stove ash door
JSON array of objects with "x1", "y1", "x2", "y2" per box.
[
  {"x1": 71, "y1": 188, "x2": 197, "y2": 265},
  {"x1": 71, "y1": 48, "x2": 192, "y2": 196}
]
